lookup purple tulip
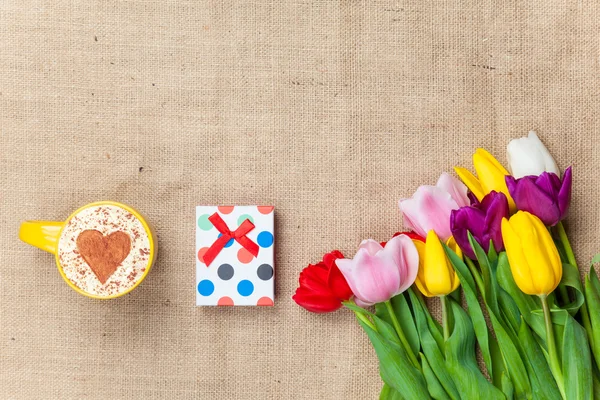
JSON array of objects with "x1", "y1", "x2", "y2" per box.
[
  {"x1": 450, "y1": 191, "x2": 509, "y2": 259},
  {"x1": 505, "y1": 167, "x2": 572, "y2": 226}
]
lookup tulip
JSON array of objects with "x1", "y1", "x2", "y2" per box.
[
  {"x1": 399, "y1": 173, "x2": 470, "y2": 242},
  {"x1": 501, "y1": 211, "x2": 562, "y2": 296},
  {"x1": 335, "y1": 235, "x2": 419, "y2": 306},
  {"x1": 413, "y1": 230, "x2": 461, "y2": 297},
  {"x1": 507, "y1": 131, "x2": 560, "y2": 178},
  {"x1": 293, "y1": 250, "x2": 353, "y2": 313},
  {"x1": 454, "y1": 148, "x2": 516, "y2": 212},
  {"x1": 505, "y1": 167, "x2": 572, "y2": 227},
  {"x1": 450, "y1": 191, "x2": 509, "y2": 259}
]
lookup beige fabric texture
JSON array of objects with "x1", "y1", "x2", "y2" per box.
[{"x1": 1, "y1": 0, "x2": 598, "y2": 398}]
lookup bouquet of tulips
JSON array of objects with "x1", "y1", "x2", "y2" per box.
[{"x1": 293, "y1": 132, "x2": 600, "y2": 400}]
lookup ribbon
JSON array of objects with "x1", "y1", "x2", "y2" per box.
[{"x1": 202, "y1": 212, "x2": 259, "y2": 266}]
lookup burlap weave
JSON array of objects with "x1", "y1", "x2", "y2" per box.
[{"x1": 1, "y1": 0, "x2": 598, "y2": 398}]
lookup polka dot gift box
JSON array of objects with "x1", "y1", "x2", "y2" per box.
[{"x1": 196, "y1": 206, "x2": 274, "y2": 306}]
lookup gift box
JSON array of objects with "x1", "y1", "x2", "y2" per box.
[{"x1": 196, "y1": 206, "x2": 274, "y2": 306}]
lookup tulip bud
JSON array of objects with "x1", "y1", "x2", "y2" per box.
[
  {"x1": 455, "y1": 148, "x2": 516, "y2": 213},
  {"x1": 413, "y1": 230, "x2": 461, "y2": 297},
  {"x1": 501, "y1": 211, "x2": 562, "y2": 295},
  {"x1": 335, "y1": 235, "x2": 419, "y2": 306},
  {"x1": 507, "y1": 131, "x2": 559, "y2": 179}
]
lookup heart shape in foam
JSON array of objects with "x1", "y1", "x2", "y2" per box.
[{"x1": 76, "y1": 230, "x2": 132, "y2": 284}]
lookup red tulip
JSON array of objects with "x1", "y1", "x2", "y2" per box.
[{"x1": 293, "y1": 250, "x2": 353, "y2": 313}]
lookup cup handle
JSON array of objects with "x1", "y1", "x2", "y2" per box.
[{"x1": 19, "y1": 221, "x2": 64, "y2": 254}]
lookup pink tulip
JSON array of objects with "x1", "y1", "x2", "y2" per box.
[
  {"x1": 335, "y1": 235, "x2": 419, "y2": 306},
  {"x1": 399, "y1": 173, "x2": 470, "y2": 241}
]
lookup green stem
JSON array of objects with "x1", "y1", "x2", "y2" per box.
[
  {"x1": 556, "y1": 221, "x2": 594, "y2": 345},
  {"x1": 540, "y1": 294, "x2": 566, "y2": 399},
  {"x1": 556, "y1": 221, "x2": 576, "y2": 268},
  {"x1": 465, "y1": 257, "x2": 485, "y2": 295},
  {"x1": 441, "y1": 295, "x2": 450, "y2": 341},
  {"x1": 385, "y1": 300, "x2": 421, "y2": 370}
]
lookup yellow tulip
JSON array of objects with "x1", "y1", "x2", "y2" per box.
[
  {"x1": 501, "y1": 211, "x2": 562, "y2": 295},
  {"x1": 454, "y1": 148, "x2": 516, "y2": 212},
  {"x1": 414, "y1": 231, "x2": 461, "y2": 297}
]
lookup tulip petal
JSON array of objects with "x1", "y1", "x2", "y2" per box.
[
  {"x1": 473, "y1": 148, "x2": 516, "y2": 212},
  {"x1": 520, "y1": 213, "x2": 559, "y2": 294},
  {"x1": 507, "y1": 131, "x2": 560, "y2": 178},
  {"x1": 422, "y1": 231, "x2": 454, "y2": 296},
  {"x1": 501, "y1": 216, "x2": 536, "y2": 295},
  {"x1": 481, "y1": 191, "x2": 509, "y2": 252},
  {"x1": 298, "y1": 263, "x2": 331, "y2": 293},
  {"x1": 399, "y1": 186, "x2": 456, "y2": 241},
  {"x1": 336, "y1": 249, "x2": 401, "y2": 305},
  {"x1": 292, "y1": 287, "x2": 342, "y2": 313},
  {"x1": 454, "y1": 166, "x2": 485, "y2": 201},
  {"x1": 437, "y1": 172, "x2": 470, "y2": 208},
  {"x1": 359, "y1": 239, "x2": 384, "y2": 257},
  {"x1": 558, "y1": 166, "x2": 572, "y2": 218},
  {"x1": 506, "y1": 175, "x2": 560, "y2": 226},
  {"x1": 327, "y1": 262, "x2": 353, "y2": 301},
  {"x1": 413, "y1": 240, "x2": 435, "y2": 297},
  {"x1": 527, "y1": 131, "x2": 560, "y2": 176},
  {"x1": 382, "y1": 234, "x2": 419, "y2": 294},
  {"x1": 450, "y1": 206, "x2": 486, "y2": 259}
]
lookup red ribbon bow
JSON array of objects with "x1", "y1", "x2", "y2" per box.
[{"x1": 202, "y1": 212, "x2": 259, "y2": 266}]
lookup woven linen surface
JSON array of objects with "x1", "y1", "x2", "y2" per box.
[{"x1": 1, "y1": 0, "x2": 598, "y2": 399}]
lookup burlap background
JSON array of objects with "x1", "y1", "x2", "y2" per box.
[{"x1": 1, "y1": 0, "x2": 598, "y2": 398}]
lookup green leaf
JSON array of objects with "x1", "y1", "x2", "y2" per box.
[
  {"x1": 562, "y1": 315, "x2": 593, "y2": 400},
  {"x1": 468, "y1": 232, "x2": 500, "y2": 316},
  {"x1": 463, "y1": 247, "x2": 532, "y2": 398},
  {"x1": 517, "y1": 318, "x2": 562, "y2": 400},
  {"x1": 585, "y1": 268, "x2": 600, "y2": 371},
  {"x1": 443, "y1": 299, "x2": 505, "y2": 400},
  {"x1": 593, "y1": 373, "x2": 600, "y2": 400},
  {"x1": 488, "y1": 240, "x2": 498, "y2": 265},
  {"x1": 500, "y1": 372, "x2": 514, "y2": 400},
  {"x1": 556, "y1": 263, "x2": 585, "y2": 316},
  {"x1": 376, "y1": 293, "x2": 420, "y2": 357},
  {"x1": 496, "y1": 253, "x2": 546, "y2": 338},
  {"x1": 357, "y1": 318, "x2": 431, "y2": 399},
  {"x1": 421, "y1": 353, "x2": 452, "y2": 400},
  {"x1": 408, "y1": 290, "x2": 460, "y2": 400},
  {"x1": 590, "y1": 253, "x2": 600, "y2": 266},
  {"x1": 344, "y1": 301, "x2": 374, "y2": 316},
  {"x1": 413, "y1": 290, "x2": 444, "y2": 350},
  {"x1": 444, "y1": 244, "x2": 495, "y2": 379},
  {"x1": 487, "y1": 303, "x2": 532, "y2": 399},
  {"x1": 380, "y1": 383, "x2": 404, "y2": 400}
]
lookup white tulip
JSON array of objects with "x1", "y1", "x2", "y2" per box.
[{"x1": 506, "y1": 131, "x2": 560, "y2": 178}]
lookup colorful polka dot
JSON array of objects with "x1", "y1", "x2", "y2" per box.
[
  {"x1": 197, "y1": 280, "x2": 214, "y2": 296},
  {"x1": 217, "y1": 233, "x2": 234, "y2": 248},
  {"x1": 257, "y1": 297, "x2": 274, "y2": 306},
  {"x1": 197, "y1": 214, "x2": 213, "y2": 231},
  {"x1": 257, "y1": 264, "x2": 273, "y2": 280},
  {"x1": 197, "y1": 247, "x2": 209, "y2": 264},
  {"x1": 237, "y1": 248, "x2": 254, "y2": 264},
  {"x1": 217, "y1": 206, "x2": 234, "y2": 214},
  {"x1": 217, "y1": 296, "x2": 234, "y2": 306},
  {"x1": 238, "y1": 214, "x2": 254, "y2": 226},
  {"x1": 237, "y1": 280, "x2": 254, "y2": 296},
  {"x1": 217, "y1": 263, "x2": 234, "y2": 280},
  {"x1": 257, "y1": 231, "x2": 274, "y2": 248},
  {"x1": 257, "y1": 206, "x2": 274, "y2": 214}
]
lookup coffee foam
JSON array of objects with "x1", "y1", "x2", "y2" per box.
[{"x1": 58, "y1": 205, "x2": 151, "y2": 297}]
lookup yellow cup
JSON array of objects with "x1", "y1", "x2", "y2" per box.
[{"x1": 19, "y1": 201, "x2": 156, "y2": 299}]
